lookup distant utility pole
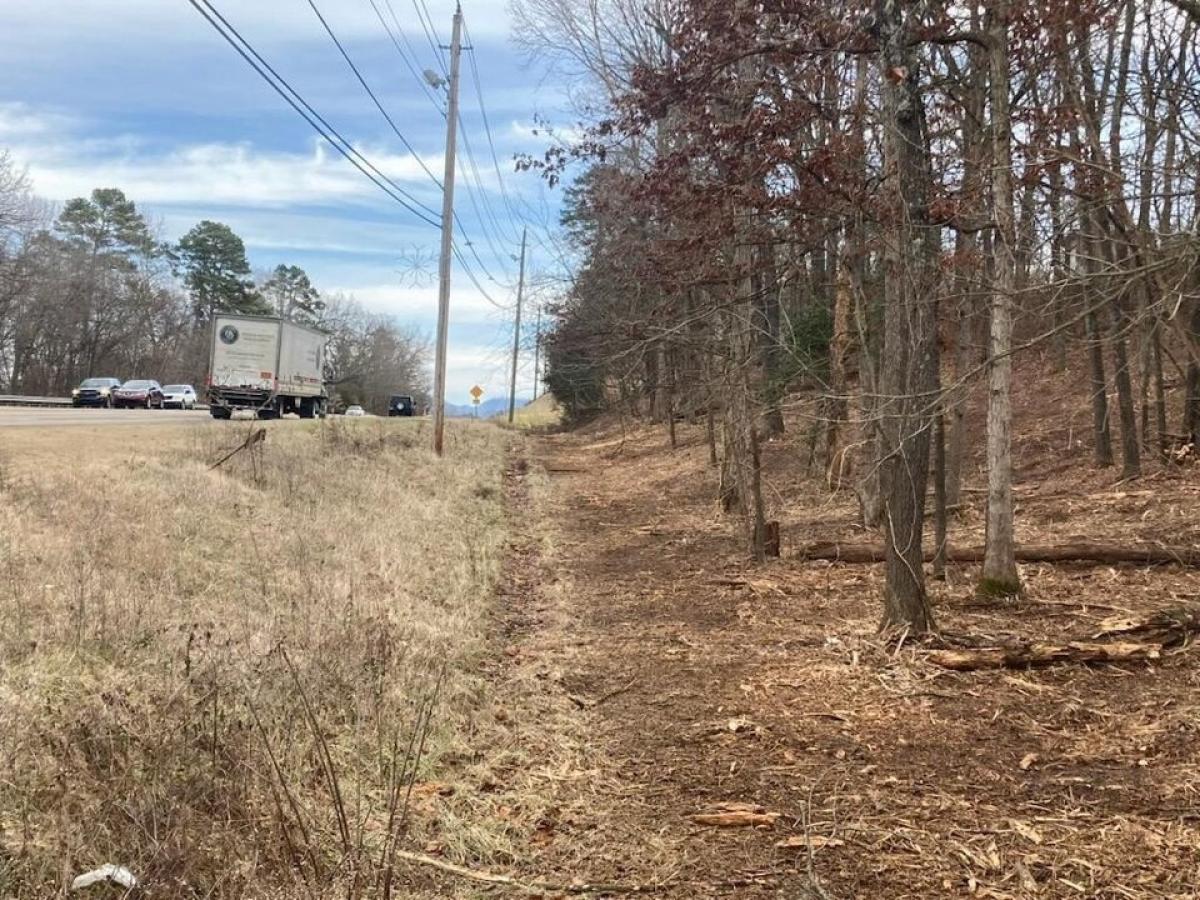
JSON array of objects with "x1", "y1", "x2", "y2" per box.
[
  {"x1": 532, "y1": 307, "x2": 542, "y2": 400},
  {"x1": 431, "y1": 3, "x2": 463, "y2": 456},
  {"x1": 507, "y1": 226, "x2": 527, "y2": 424}
]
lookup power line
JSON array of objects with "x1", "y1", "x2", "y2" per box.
[
  {"x1": 365, "y1": 0, "x2": 443, "y2": 113},
  {"x1": 410, "y1": 0, "x2": 446, "y2": 74},
  {"x1": 185, "y1": 0, "x2": 441, "y2": 228},
  {"x1": 463, "y1": 19, "x2": 525, "y2": 240},
  {"x1": 307, "y1": 0, "x2": 445, "y2": 193},
  {"x1": 358, "y1": 0, "x2": 513, "y2": 285},
  {"x1": 452, "y1": 242, "x2": 510, "y2": 309},
  {"x1": 456, "y1": 127, "x2": 518, "y2": 277}
]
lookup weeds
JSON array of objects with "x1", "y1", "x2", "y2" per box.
[{"x1": 0, "y1": 419, "x2": 509, "y2": 896}]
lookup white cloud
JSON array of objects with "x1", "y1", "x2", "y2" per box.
[
  {"x1": 5, "y1": 133, "x2": 443, "y2": 211},
  {"x1": 0, "y1": 102, "x2": 78, "y2": 139}
]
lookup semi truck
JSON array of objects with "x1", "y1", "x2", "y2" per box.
[{"x1": 206, "y1": 314, "x2": 328, "y2": 419}]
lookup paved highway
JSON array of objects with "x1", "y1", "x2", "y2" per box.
[{"x1": 0, "y1": 408, "x2": 214, "y2": 427}]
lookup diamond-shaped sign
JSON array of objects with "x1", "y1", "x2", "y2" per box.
[{"x1": 469, "y1": 384, "x2": 484, "y2": 402}]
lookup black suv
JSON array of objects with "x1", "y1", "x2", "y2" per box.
[
  {"x1": 72, "y1": 377, "x2": 122, "y2": 408},
  {"x1": 388, "y1": 394, "x2": 416, "y2": 417}
]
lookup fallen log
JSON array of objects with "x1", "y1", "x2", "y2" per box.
[
  {"x1": 923, "y1": 605, "x2": 1200, "y2": 671},
  {"x1": 927, "y1": 640, "x2": 1161, "y2": 671},
  {"x1": 688, "y1": 802, "x2": 781, "y2": 828},
  {"x1": 797, "y1": 541, "x2": 1200, "y2": 568},
  {"x1": 1094, "y1": 605, "x2": 1200, "y2": 648}
]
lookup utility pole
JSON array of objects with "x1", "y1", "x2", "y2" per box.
[
  {"x1": 507, "y1": 226, "x2": 527, "y2": 424},
  {"x1": 532, "y1": 306, "x2": 542, "y2": 400},
  {"x1": 432, "y1": 3, "x2": 463, "y2": 456}
]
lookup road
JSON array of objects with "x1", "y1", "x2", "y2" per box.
[{"x1": 0, "y1": 407, "x2": 213, "y2": 427}]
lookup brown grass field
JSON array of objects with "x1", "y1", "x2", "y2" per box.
[{"x1": 0, "y1": 417, "x2": 520, "y2": 897}]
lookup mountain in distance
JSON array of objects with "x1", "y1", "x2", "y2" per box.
[{"x1": 444, "y1": 397, "x2": 527, "y2": 418}]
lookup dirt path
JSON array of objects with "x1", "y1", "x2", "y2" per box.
[{"x1": 493, "y1": 424, "x2": 1200, "y2": 899}]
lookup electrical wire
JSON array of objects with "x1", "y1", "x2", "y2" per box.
[
  {"x1": 463, "y1": 19, "x2": 525, "y2": 239},
  {"x1": 190, "y1": 0, "x2": 524, "y2": 310},
  {"x1": 452, "y1": 242, "x2": 511, "y2": 309},
  {"x1": 364, "y1": 0, "x2": 516, "y2": 284},
  {"x1": 456, "y1": 126, "x2": 518, "y2": 277},
  {"x1": 365, "y1": 0, "x2": 443, "y2": 113},
  {"x1": 307, "y1": 0, "x2": 445, "y2": 192},
  {"x1": 185, "y1": 0, "x2": 441, "y2": 228},
  {"x1": 411, "y1": 0, "x2": 446, "y2": 74}
]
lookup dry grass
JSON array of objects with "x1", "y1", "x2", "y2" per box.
[
  {"x1": 0, "y1": 417, "x2": 512, "y2": 897},
  {"x1": 499, "y1": 394, "x2": 562, "y2": 431}
]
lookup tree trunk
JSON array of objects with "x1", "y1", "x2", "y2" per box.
[
  {"x1": 825, "y1": 254, "x2": 852, "y2": 490},
  {"x1": 1108, "y1": 300, "x2": 1142, "y2": 478},
  {"x1": 945, "y1": 280, "x2": 974, "y2": 511},
  {"x1": 1085, "y1": 301, "x2": 1114, "y2": 466},
  {"x1": 1185, "y1": 292, "x2": 1200, "y2": 446},
  {"x1": 980, "y1": 0, "x2": 1022, "y2": 599},
  {"x1": 1047, "y1": 127, "x2": 1069, "y2": 374},
  {"x1": 875, "y1": 0, "x2": 937, "y2": 633},
  {"x1": 932, "y1": 411, "x2": 947, "y2": 579},
  {"x1": 756, "y1": 241, "x2": 785, "y2": 437},
  {"x1": 1080, "y1": 207, "x2": 1115, "y2": 467}
]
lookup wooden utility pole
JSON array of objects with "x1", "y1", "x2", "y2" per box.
[
  {"x1": 507, "y1": 226, "x2": 527, "y2": 423},
  {"x1": 532, "y1": 306, "x2": 542, "y2": 400},
  {"x1": 432, "y1": 3, "x2": 463, "y2": 456}
]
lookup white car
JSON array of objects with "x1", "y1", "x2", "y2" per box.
[
  {"x1": 344, "y1": 405, "x2": 366, "y2": 417},
  {"x1": 162, "y1": 384, "x2": 197, "y2": 409}
]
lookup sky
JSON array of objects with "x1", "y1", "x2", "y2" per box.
[{"x1": 0, "y1": 0, "x2": 574, "y2": 404}]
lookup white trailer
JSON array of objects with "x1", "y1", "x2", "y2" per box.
[{"x1": 207, "y1": 314, "x2": 328, "y2": 419}]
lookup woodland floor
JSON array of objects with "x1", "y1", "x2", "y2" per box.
[{"x1": 411, "y1": 364, "x2": 1200, "y2": 898}]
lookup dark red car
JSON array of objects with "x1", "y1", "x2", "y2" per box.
[{"x1": 113, "y1": 379, "x2": 165, "y2": 409}]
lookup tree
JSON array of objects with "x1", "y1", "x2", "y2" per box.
[
  {"x1": 874, "y1": 0, "x2": 940, "y2": 633},
  {"x1": 979, "y1": 0, "x2": 1022, "y2": 599},
  {"x1": 522, "y1": 0, "x2": 1200, "y2": 635},
  {"x1": 321, "y1": 293, "x2": 431, "y2": 412},
  {"x1": 261, "y1": 264, "x2": 324, "y2": 323},
  {"x1": 175, "y1": 221, "x2": 266, "y2": 322},
  {"x1": 55, "y1": 188, "x2": 156, "y2": 262}
]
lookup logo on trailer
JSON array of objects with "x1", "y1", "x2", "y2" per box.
[{"x1": 219, "y1": 325, "x2": 239, "y2": 345}]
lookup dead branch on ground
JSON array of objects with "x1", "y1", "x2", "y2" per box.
[
  {"x1": 926, "y1": 604, "x2": 1200, "y2": 670},
  {"x1": 797, "y1": 541, "x2": 1200, "y2": 567}
]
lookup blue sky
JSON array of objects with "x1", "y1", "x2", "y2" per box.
[{"x1": 0, "y1": 0, "x2": 573, "y2": 403}]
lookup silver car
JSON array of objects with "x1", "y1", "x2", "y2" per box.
[
  {"x1": 344, "y1": 405, "x2": 366, "y2": 417},
  {"x1": 162, "y1": 384, "x2": 197, "y2": 410}
]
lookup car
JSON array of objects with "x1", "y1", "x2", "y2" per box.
[
  {"x1": 388, "y1": 394, "x2": 415, "y2": 417},
  {"x1": 344, "y1": 405, "x2": 366, "y2": 417},
  {"x1": 71, "y1": 377, "x2": 122, "y2": 408},
  {"x1": 113, "y1": 379, "x2": 165, "y2": 409},
  {"x1": 162, "y1": 384, "x2": 198, "y2": 409}
]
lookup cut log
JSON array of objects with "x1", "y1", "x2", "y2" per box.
[
  {"x1": 797, "y1": 541, "x2": 1200, "y2": 568},
  {"x1": 927, "y1": 640, "x2": 1161, "y2": 671}
]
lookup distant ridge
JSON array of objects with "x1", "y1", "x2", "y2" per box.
[{"x1": 444, "y1": 397, "x2": 527, "y2": 418}]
